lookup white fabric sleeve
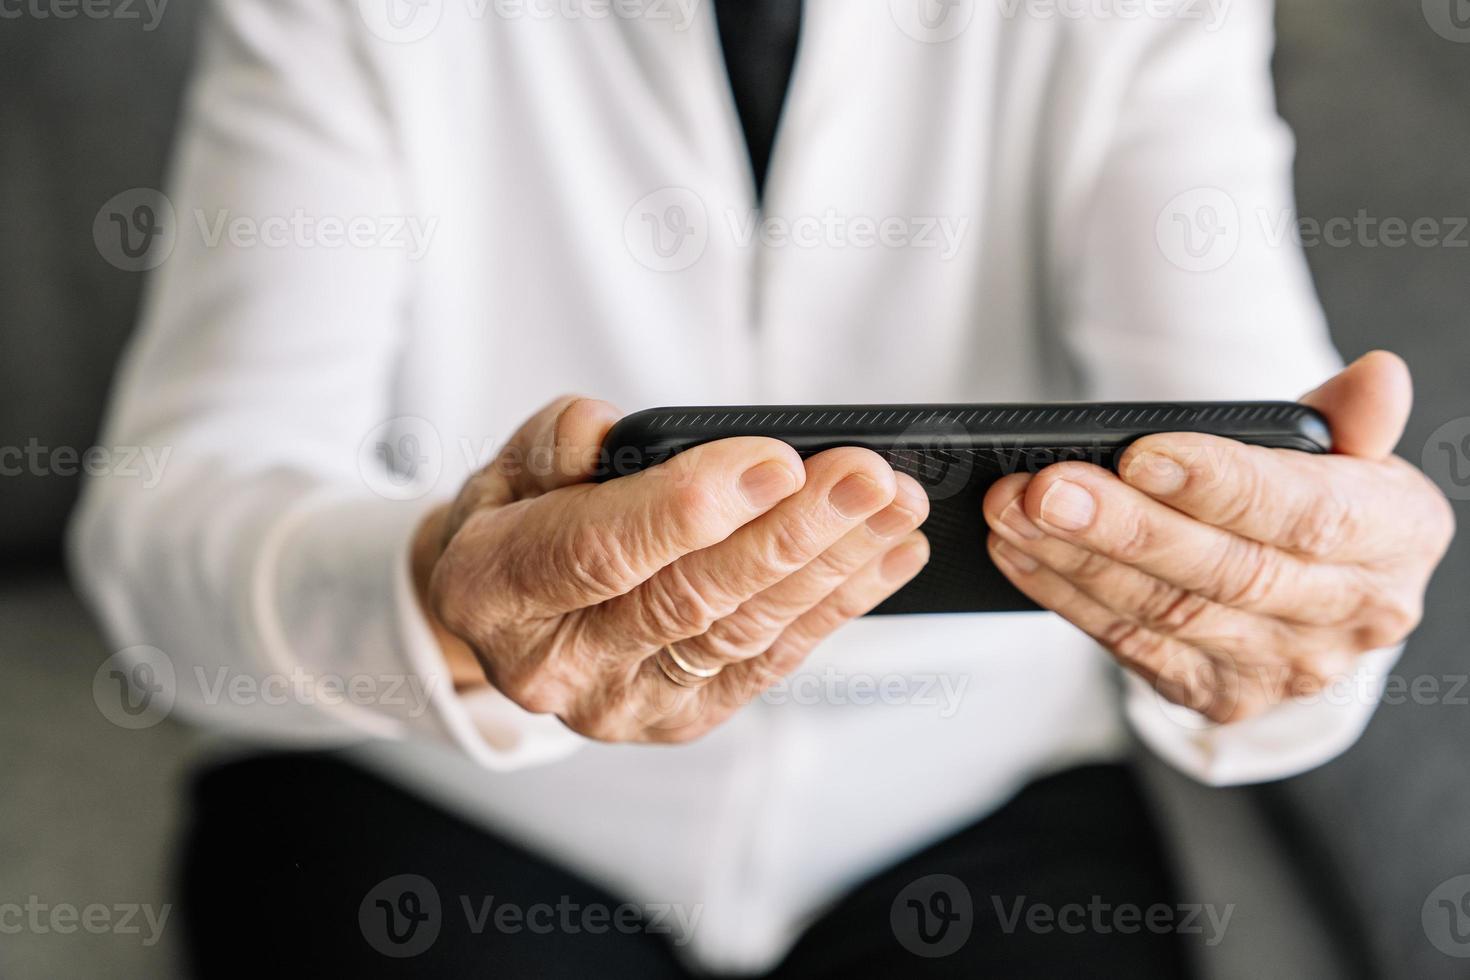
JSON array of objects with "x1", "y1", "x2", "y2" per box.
[
  {"x1": 1048, "y1": 0, "x2": 1394, "y2": 783},
  {"x1": 1122, "y1": 646, "x2": 1402, "y2": 785},
  {"x1": 67, "y1": 0, "x2": 581, "y2": 770}
]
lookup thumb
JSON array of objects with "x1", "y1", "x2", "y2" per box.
[
  {"x1": 490, "y1": 395, "x2": 623, "y2": 502},
  {"x1": 1299, "y1": 350, "x2": 1413, "y2": 460}
]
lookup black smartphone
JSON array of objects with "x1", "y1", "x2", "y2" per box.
[{"x1": 600, "y1": 402, "x2": 1331, "y2": 614}]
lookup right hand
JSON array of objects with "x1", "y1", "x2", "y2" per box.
[{"x1": 411, "y1": 395, "x2": 932, "y2": 743}]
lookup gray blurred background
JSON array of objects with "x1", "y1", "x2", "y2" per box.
[{"x1": 1, "y1": 1, "x2": 1467, "y2": 977}]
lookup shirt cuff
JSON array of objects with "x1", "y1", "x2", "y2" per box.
[
  {"x1": 391, "y1": 516, "x2": 587, "y2": 771},
  {"x1": 1124, "y1": 645, "x2": 1402, "y2": 785}
]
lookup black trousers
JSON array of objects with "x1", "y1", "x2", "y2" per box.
[{"x1": 180, "y1": 752, "x2": 1193, "y2": 979}]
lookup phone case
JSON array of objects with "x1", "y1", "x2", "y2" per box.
[{"x1": 599, "y1": 402, "x2": 1331, "y2": 614}]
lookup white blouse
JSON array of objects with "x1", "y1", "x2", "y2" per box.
[{"x1": 72, "y1": 0, "x2": 1396, "y2": 971}]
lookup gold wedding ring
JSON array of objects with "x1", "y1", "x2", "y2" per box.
[{"x1": 655, "y1": 643, "x2": 724, "y2": 687}]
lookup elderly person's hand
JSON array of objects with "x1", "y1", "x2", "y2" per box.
[
  {"x1": 984, "y1": 351, "x2": 1455, "y2": 722},
  {"x1": 412, "y1": 396, "x2": 931, "y2": 742}
]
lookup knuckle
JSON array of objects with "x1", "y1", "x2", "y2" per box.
[
  {"x1": 1284, "y1": 490, "x2": 1356, "y2": 559},
  {"x1": 760, "y1": 518, "x2": 822, "y2": 571},
  {"x1": 465, "y1": 506, "x2": 547, "y2": 613},
  {"x1": 429, "y1": 511, "x2": 505, "y2": 617},
  {"x1": 641, "y1": 563, "x2": 723, "y2": 638},
  {"x1": 750, "y1": 643, "x2": 805, "y2": 683},
  {"x1": 1311, "y1": 568, "x2": 1375, "y2": 628},
  {"x1": 1110, "y1": 508, "x2": 1158, "y2": 565},
  {"x1": 1351, "y1": 594, "x2": 1421, "y2": 650},
  {"x1": 1137, "y1": 581, "x2": 1213, "y2": 634},
  {"x1": 1214, "y1": 538, "x2": 1279, "y2": 607},
  {"x1": 826, "y1": 587, "x2": 874, "y2": 623},
  {"x1": 1178, "y1": 658, "x2": 1243, "y2": 720},
  {"x1": 429, "y1": 559, "x2": 495, "y2": 642},
  {"x1": 693, "y1": 628, "x2": 749, "y2": 665},
  {"x1": 562, "y1": 708, "x2": 625, "y2": 743},
  {"x1": 562, "y1": 522, "x2": 637, "y2": 598},
  {"x1": 1158, "y1": 655, "x2": 1226, "y2": 715},
  {"x1": 665, "y1": 478, "x2": 730, "y2": 551},
  {"x1": 803, "y1": 544, "x2": 855, "y2": 582},
  {"x1": 807, "y1": 581, "x2": 876, "y2": 630},
  {"x1": 1064, "y1": 547, "x2": 1114, "y2": 581},
  {"x1": 496, "y1": 667, "x2": 567, "y2": 716},
  {"x1": 1101, "y1": 619, "x2": 1169, "y2": 669},
  {"x1": 707, "y1": 604, "x2": 785, "y2": 655},
  {"x1": 1220, "y1": 452, "x2": 1264, "y2": 523},
  {"x1": 773, "y1": 614, "x2": 823, "y2": 656}
]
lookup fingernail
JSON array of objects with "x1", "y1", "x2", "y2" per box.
[
  {"x1": 830, "y1": 474, "x2": 887, "y2": 519},
  {"x1": 740, "y1": 460, "x2": 798, "y2": 509},
  {"x1": 867, "y1": 503, "x2": 918, "y2": 539},
  {"x1": 882, "y1": 539, "x2": 929, "y2": 581},
  {"x1": 1000, "y1": 500, "x2": 1043, "y2": 540},
  {"x1": 992, "y1": 537, "x2": 1039, "y2": 573},
  {"x1": 1039, "y1": 480, "x2": 1096, "y2": 531},
  {"x1": 1125, "y1": 452, "x2": 1187, "y2": 495}
]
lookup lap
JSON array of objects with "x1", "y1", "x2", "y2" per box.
[
  {"x1": 180, "y1": 753, "x2": 1190, "y2": 979},
  {"x1": 180, "y1": 750, "x2": 688, "y2": 979},
  {"x1": 769, "y1": 764, "x2": 1192, "y2": 979}
]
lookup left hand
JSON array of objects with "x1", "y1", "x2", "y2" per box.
[{"x1": 983, "y1": 351, "x2": 1455, "y2": 723}]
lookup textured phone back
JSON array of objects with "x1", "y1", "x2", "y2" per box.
[
  {"x1": 872, "y1": 446, "x2": 1035, "y2": 612},
  {"x1": 601, "y1": 403, "x2": 1330, "y2": 614}
]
